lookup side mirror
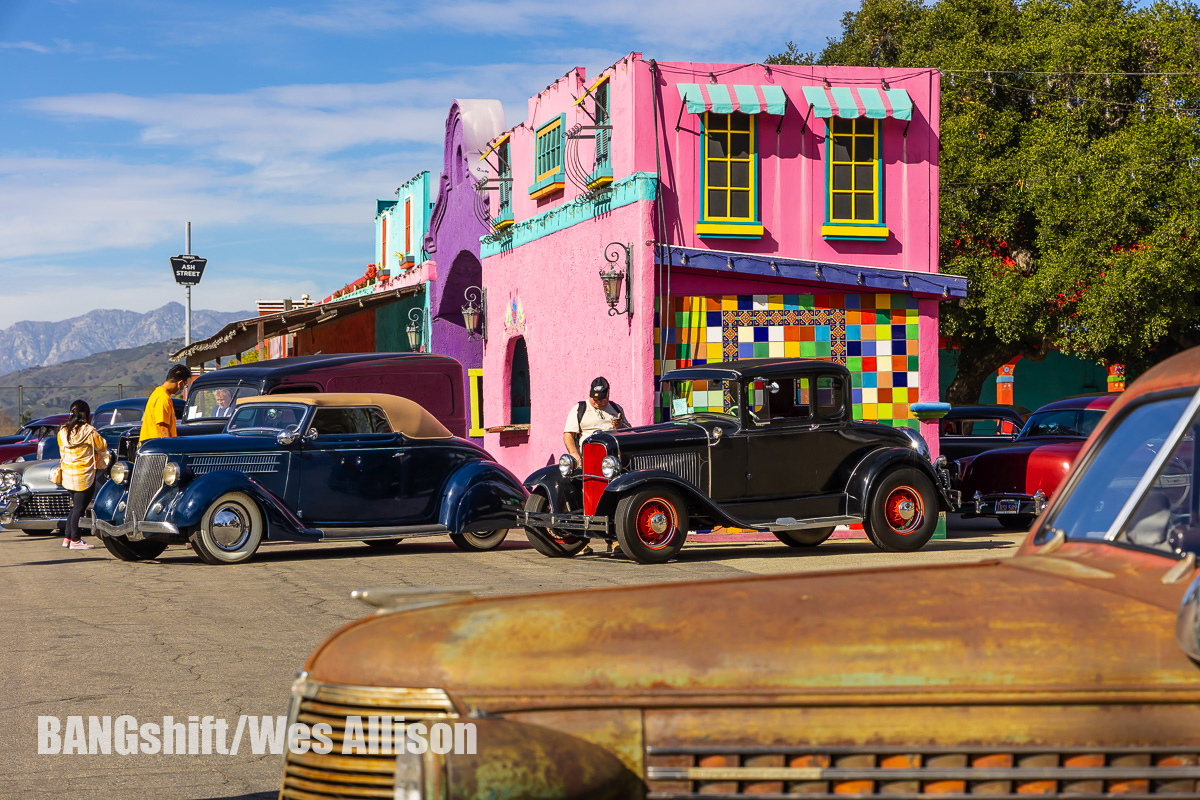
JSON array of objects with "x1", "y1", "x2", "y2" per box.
[
  {"x1": 306, "y1": 428, "x2": 319, "y2": 441},
  {"x1": 277, "y1": 431, "x2": 297, "y2": 447},
  {"x1": 710, "y1": 427, "x2": 723, "y2": 443},
  {"x1": 768, "y1": 381, "x2": 780, "y2": 394}
]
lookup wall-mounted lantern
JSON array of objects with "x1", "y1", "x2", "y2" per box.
[
  {"x1": 462, "y1": 285, "x2": 487, "y2": 343},
  {"x1": 406, "y1": 307, "x2": 423, "y2": 351},
  {"x1": 599, "y1": 242, "x2": 633, "y2": 318}
]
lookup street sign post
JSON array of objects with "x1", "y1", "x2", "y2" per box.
[{"x1": 170, "y1": 254, "x2": 207, "y2": 286}]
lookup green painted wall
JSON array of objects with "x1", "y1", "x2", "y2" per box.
[
  {"x1": 375, "y1": 292, "x2": 426, "y2": 352},
  {"x1": 940, "y1": 348, "x2": 1110, "y2": 410}
]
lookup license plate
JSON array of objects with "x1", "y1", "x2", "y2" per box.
[{"x1": 994, "y1": 499, "x2": 1021, "y2": 514}]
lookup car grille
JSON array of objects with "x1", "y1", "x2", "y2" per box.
[
  {"x1": 583, "y1": 441, "x2": 608, "y2": 516},
  {"x1": 645, "y1": 746, "x2": 1200, "y2": 798},
  {"x1": 630, "y1": 452, "x2": 703, "y2": 488},
  {"x1": 17, "y1": 492, "x2": 71, "y2": 519},
  {"x1": 126, "y1": 454, "x2": 167, "y2": 522},
  {"x1": 280, "y1": 682, "x2": 458, "y2": 800},
  {"x1": 186, "y1": 454, "x2": 281, "y2": 475}
]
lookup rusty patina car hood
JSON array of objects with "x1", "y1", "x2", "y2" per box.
[{"x1": 306, "y1": 543, "x2": 1200, "y2": 710}]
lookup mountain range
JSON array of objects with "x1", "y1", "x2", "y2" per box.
[{"x1": 0, "y1": 302, "x2": 250, "y2": 375}]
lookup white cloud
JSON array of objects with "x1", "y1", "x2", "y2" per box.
[{"x1": 0, "y1": 40, "x2": 52, "y2": 53}]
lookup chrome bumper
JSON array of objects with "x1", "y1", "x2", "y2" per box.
[
  {"x1": 520, "y1": 510, "x2": 611, "y2": 536},
  {"x1": 0, "y1": 489, "x2": 27, "y2": 526},
  {"x1": 92, "y1": 518, "x2": 178, "y2": 539},
  {"x1": 966, "y1": 489, "x2": 1048, "y2": 518}
]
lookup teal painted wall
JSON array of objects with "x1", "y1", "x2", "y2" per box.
[
  {"x1": 375, "y1": 292, "x2": 426, "y2": 352},
  {"x1": 377, "y1": 170, "x2": 435, "y2": 270},
  {"x1": 940, "y1": 348, "x2": 1110, "y2": 410}
]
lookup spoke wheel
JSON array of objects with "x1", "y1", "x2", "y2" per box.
[
  {"x1": 189, "y1": 492, "x2": 263, "y2": 565},
  {"x1": 522, "y1": 493, "x2": 587, "y2": 557},
  {"x1": 863, "y1": 468, "x2": 938, "y2": 553},
  {"x1": 773, "y1": 527, "x2": 835, "y2": 548},
  {"x1": 615, "y1": 487, "x2": 689, "y2": 564}
]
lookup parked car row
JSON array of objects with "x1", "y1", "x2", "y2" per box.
[{"x1": 273, "y1": 344, "x2": 1200, "y2": 800}]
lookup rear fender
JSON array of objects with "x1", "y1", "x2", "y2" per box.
[
  {"x1": 166, "y1": 470, "x2": 317, "y2": 541},
  {"x1": 595, "y1": 469, "x2": 747, "y2": 528},
  {"x1": 523, "y1": 465, "x2": 582, "y2": 512},
  {"x1": 440, "y1": 460, "x2": 528, "y2": 534},
  {"x1": 845, "y1": 447, "x2": 952, "y2": 514}
]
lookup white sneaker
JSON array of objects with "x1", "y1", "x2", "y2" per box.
[
  {"x1": 62, "y1": 538, "x2": 70, "y2": 547},
  {"x1": 68, "y1": 540, "x2": 95, "y2": 550}
]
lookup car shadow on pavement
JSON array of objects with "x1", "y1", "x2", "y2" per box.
[
  {"x1": 572, "y1": 536, "x2": 1022, "y2": 565},
  {"x1": 198, "y1": 793, "x2": 276, "y2": 800}
]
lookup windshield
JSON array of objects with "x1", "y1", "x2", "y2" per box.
[
  {"x1": 665, "y1": 379, "x2": 739, "y2": 421},
  {"x1": 1040, "y1": 392, "x2": 1197, "y2": 554},
  {"x1": 185, "y1": 385, "x2": 261, "y2": 421},
  {"x1": 1020, "y1": 408, "x2": 1106, "y2": 439},
  {"x1": 225, "y1": 403, "x2": 307, "y2": 434}
]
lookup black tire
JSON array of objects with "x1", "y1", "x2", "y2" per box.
[
  {"x1": 98, "y1": 532, "x2": 168, "y2": 561},
  {"x1": 522, "y1": 493, "x2": 587, "y2": 557},
  {"x1": 862, "y1": 468, "x2": 939, "y2": 552},
  {"x1": 363, "y1": 538, "x2": 402, "y2": 549},
  {"x1": 614, "y1": 487, "x2": 689, "y2": 564},
  {"x1": 773, "y1": 527, "x2": 835, "y2": 548},
  {"x1": 188, "y1": 492, "x2": 264, "y2": 565},
  {"x1": 450, "y1": 529, "x2": 509, "y2": 552},
  {"x1": 997, "y1": 514, "x2": 1036, "y2": 531}
]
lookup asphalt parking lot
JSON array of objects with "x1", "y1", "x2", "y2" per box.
[{"x1": 1, "y1": 517, "x2": 1023, "y2": 800}]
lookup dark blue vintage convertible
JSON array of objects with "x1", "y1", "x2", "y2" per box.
[{"x1": 90, "y1": 393, "x2": 526, "y2": 564}]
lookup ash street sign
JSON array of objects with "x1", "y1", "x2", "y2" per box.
[{"x1": 170, "y1": 254, "x2": 208, "y2": 286}]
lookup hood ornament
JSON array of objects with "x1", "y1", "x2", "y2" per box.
[{"x1": 351, "y1": 586, "x2": 486, "y2": 615}]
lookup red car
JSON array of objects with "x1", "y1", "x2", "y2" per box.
[
  {"x1": 956, "y1": 394, "x2": 1117, "y2": 529},
  {"x1": 0, "y1": 415, "x2": 70, "y2": 464}
]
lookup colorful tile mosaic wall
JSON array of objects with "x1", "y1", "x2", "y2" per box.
[{"x1": 655, "y1": 292, "x2": 921, "y2": 428}]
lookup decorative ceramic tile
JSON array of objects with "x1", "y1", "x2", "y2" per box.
[{"x1": 656, "y1": 292, "x2": 920, "y2": 429}]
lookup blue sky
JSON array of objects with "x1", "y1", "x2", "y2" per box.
[{"x1": 0, "y1": 0, "x2": 855, "y2": 327}]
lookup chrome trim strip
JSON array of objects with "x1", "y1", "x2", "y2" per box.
[
  {"x1": 137, "y1": 521, "x2": 179, "y2": 535},
  {"x1": 647, "y1": 765, "x2": 1200, "y2": 782},
  {"x1": 314, "y1": 524, "x2": 450, "y2": 539},
  {"x1": 1106, "y1": 386, "x2": 1200, "y2": 541}
]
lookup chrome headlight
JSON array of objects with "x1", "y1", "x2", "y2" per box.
[
  {"x1": 110, "y1": 462, "x2": 130, "y2": 485},
  {"x1": 162, "y1": 462, "x2": 181, "y2": 487},
  {"x1": 99, "y1": 449, "x2": 113, "y2": 470},
  {"x1": 558, "y1": 454, "x2": 575, "y2": 477},
  {"x1": 0, "y1": 471, "x2": 16, "y2": 491},
  {"x1": 600, "y1": 455, "x2": 620, "y2": 479}
]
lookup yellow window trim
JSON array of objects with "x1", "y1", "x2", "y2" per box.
[
  {"x1": 821, "y1": 224, "x2": 890, "y2": 239},
  {"x1": 701, "y1": 111, "x2": 758, "y2": 224},
  {"x1": 493, "y1": 218, "x2": 515, "y2": 230},
  {"x1": 529, "y1": 180, "x2": 564, "y2": 200},
  {"x1": 696, "y1": 221, "x2": 764, "y2": 237},
  {"x1": 468, "y1": 368, "x2": 485, "y2": 437},
  {"x1": 586, "y1": 174, "x2": 613, "y2": 190},
  {"x1": 573, "y1": 74, "x2": 611, "y2": 107},
  {"x1": 827, "y1": 118, "x2": 881, "y2": 225},
  {"x1": 478, "y1": 132, "x2": 512, "y2": 162}
]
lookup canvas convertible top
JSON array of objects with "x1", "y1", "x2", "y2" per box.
[{"x1": 236, "y1": 393, "x2": 454, "y2": 440}]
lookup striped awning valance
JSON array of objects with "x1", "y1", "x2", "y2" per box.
[
  {"x1": 676, "y1": 84, "x2": 788, "y2": 116},
  {"x1": 800, "y1": 85, "x2": 913, "y2": 121}
]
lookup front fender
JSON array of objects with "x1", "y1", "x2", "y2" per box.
[
  {"x1": 93, "y1": 478, "x2": 127, "y2": 524},
  {"x1": 594, "y1": 469, "x2": 748, "y2": 529},
  {"x1": 522, "y1": 465, "x2": 582, "y2": 512},
  {"x1": 440, "y1": 460, "x2": 528, "y2": 534},
  {"x1": 166, "y1": 470, "x2": 316, "y2": 541},
  {"x1": 845, "y1": 447, "x2": 952, "y2": 515}
]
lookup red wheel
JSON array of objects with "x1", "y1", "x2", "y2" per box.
[
  {"x1": 882, "y1": 485, "x2": 925, "y2": 535},
  {"x1": 615, "y1": 487, "x2": 689, "y2": 564},
  {"x1": 633, "y1": 497, "x2": 678, "y2": 550},
  {"x1": 863, "y1": 468, "x2": 938, "y2": 553}
]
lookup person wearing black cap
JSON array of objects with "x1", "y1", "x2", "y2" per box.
[{"x1": 563, "y1": 376, "x2": 627, "y2": 555}]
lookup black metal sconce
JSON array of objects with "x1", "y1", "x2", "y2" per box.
[
  {"x1": 599, "y1": 242, "x2": 633, "y2": 318},
  {"x1": 462, "y1": 285, "x2": 487, "y2": 343},
  {"x1": 406, "y1": 307, "x2": 423, "y2": 351}
]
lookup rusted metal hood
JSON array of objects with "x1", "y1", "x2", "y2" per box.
[{"x1": 306, "y1": 551, "x2": 1200, "y2": 708}]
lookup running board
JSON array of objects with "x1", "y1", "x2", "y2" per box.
[
  {"x1": 756, "y1": 515, "x2": 861, "y2": 532},
  {"x1": 313, "y1": 524, "x2": 451, "y2": 541}
]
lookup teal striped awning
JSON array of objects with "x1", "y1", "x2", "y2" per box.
[
  {"x1": 676, "y1": 83, "x2": 788, "y2": 115},
  {"x1": 800, "y1": 85, "x2": 912, "y2": 121}
]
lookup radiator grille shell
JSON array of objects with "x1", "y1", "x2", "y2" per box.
[
  {"x1": 16, "y1": 492, "x2": 71, "y2": 519},
  {"x1": 127, "y1": 453, "x2": 167, "y2": 522}
]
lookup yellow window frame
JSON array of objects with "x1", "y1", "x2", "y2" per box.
[
  {"x1": 468, "y1": 368, "x2": 485, "y2": 437},
  {"x1": 535, "y1": 117, "x2": 564, "y2": 182},
  {"x1": 701, "y1": 111, "x2": 757, "y2": 223},
  {"x1": 827, "y1": 117, "x2": 882, "y2": 226}
]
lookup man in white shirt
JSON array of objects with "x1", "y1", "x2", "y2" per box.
[
  {"x1": 563, "y1": 376, "x2": 627, "y2": 555},
  {"x1": 213, "y1": 388, "x2": 235, "y2": 418}
]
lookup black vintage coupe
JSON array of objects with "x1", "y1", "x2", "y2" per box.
[
  {"x1": 91, "y1": 393, "x2": 526, "y2": 564},
  {"x1": 521, "y1": 359, "x2": 957, "y2": 564}
]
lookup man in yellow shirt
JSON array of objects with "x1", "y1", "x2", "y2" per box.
[{"x1": 139, "y1": 364, "x2": 192, "y2": 444}]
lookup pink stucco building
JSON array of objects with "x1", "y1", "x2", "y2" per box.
[{"x1": 476, "y1": 54, "x2": 964, "y2": 478}]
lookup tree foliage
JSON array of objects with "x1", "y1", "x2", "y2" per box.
[{"x1": 771, "y1": 0, "x2": 1200, "y2": 401}]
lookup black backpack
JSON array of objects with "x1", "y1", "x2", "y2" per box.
[{"x1": 575, "y1": 400, "x2": 623, "y2": 444}]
